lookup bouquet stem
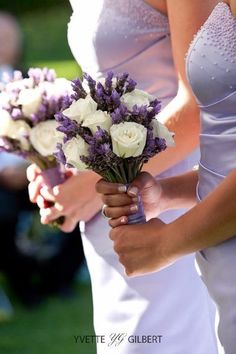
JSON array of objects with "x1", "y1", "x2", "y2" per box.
[{"x1": 126, "y1": 188, "x2": 146, "y2": 225}]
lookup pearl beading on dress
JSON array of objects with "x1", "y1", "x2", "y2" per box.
[{"x1": 186, "y1": 2, "x2": 236, "y2": 107}]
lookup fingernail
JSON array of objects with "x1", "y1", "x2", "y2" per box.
[
  {"x1": 132, "y1": 197, "x2": 138, "y2": 203},
  {"x1": 130, "y1": 204, "x2": 138, "y2": 212},
  {"x1": 121, "y1": 217, "x2": 127, "y2": 224},
  {"x1": 40, "y1": 186, "x2": 48, "y2": 195},
  {"x1": 128, "y1": 186, "x2": 139, "y2": 197},
  {"x1": 118, "y1": 185, "x2": 127, "y2": 193}
]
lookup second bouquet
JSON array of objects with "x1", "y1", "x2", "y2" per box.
[
  {"x1": 0, "y1": 67, "x2": 72, "y2": 226},
  {"x1": 56, "y1": 72, "x2": 175, "y2": 224}
]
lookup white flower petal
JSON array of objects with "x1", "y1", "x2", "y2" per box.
[
  {"x1": 0, "y1": 110, "x2": 31, "y2": 150},
  {"x1": 17, "y1": 88, "x2": 42, "y2": 118},
  {"x1": 62, "y1": 136, "x2": 89, "y2": 171},
  {"x1": 110, "y1": 122, "x2": 147, "y2": 158},
  {"x1": 62, "y1": 95, "x2": 97, "y2": 124},
  {"x1": 120, "y1": 89, "x2": 155, "y2": 111},
  {"x1": 30, "y1": 120, "x2": 64, "y2": 156},
  {"x1": 82, "y1": 110, "x2": 112, "y2": 134},
  {"x1": 151, "y1": 119, "x2": 175, "y2": 147}
]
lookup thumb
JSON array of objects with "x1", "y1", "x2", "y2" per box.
[
  {"x1": 148, "y1": 217, "x2": 165, "y2": 227},
  {"x1": 127, "y1": 172, "x2": 155, "y2": 197}
]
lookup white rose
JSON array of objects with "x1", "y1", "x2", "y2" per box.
[
  {"x1": 5, "y1": 79, "x2": 28, "y2": 93},
  {"x1": 62, "y1": 95, "x2": 97, "y2": 124},
  {"x1": 82, "y1": 110, "x2": 112, "y2": 134},
  {"x1": 0, "y1": 92, "x2": 10, "y2": 108},
  {"x1": 110, "y1": 121, "x2": 147, "y2": 158},
  {"x1": 22, "y1": 77, "x2": 34, "y2": 89},
  {"x1": 0, "y1": 109, "x2": 13, "y2": 136},
  {"x1": 120, "y1": 89, "x2": 155, "y2": 111},
  {"x1": 17, "y1": 87, "x2": 42, "y2": 118},
  {"x1": 62, "y1": 136, "x2": 89, "y2": 171},
  {"x1": 30, "y1": 120, "x2": 64, "y2": 156},
  {"x1": 39, "y1": 78, "x2": 72, "y2": 98},
  {"x1": 0, "y1": 109, "x2": 31, "y2": 150},
  {"x1": 151, "y1": 119, "x2": 175, "y2": 147},
  {"x1": 12, "y1": 120, "x2": 31, "y2": 150}
]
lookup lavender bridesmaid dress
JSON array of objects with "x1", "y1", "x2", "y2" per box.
[
  {"x1": 187, "y1": 2, "x2": 236, "y2": 353},
  {"x1": 68, "y1": 1, "x2": 217, "y2": 353}
]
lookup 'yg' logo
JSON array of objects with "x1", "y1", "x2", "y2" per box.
[{"x1": 108, "y1": 333, "x2": 127, "y2": 347}]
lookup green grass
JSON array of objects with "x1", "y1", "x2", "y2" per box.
[
  {"x1": 19, "y1": 5, "x2": 73, "y2": 63},
  {"x1": 18, "y1": 4, "x2": 82, "y2": 79},
  {"x1": 0, "y1": 283, "x2": 96, "y2": 354},
  {"x1": 27, "y1": 60, "x2": 82, "y2": 80}
]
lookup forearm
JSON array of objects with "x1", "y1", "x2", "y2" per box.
[
  {"x1": 159, "y1": 169, "x2": 198, "y2": 212},
  {"x1": 166, "y1": 169, "x2": 236, "y2": 257}
]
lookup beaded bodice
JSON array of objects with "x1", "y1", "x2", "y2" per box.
[
  {"x1": 186, "y1": 2, "x2": 236, "y2": 200},
  {"x1": 187, "y1": 2, "x2": 236, "y2": 107},
  {"x1": 68, "y1": 0, "x2": 177, "y2": 102}
]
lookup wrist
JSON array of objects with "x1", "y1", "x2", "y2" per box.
[
  {"x1": 164, "y1": 222, "x2": 185, "y2": 259},
  {"x1": 158, "y1": 178, "x2": 174, "y2": 213},
  {"x1": 150, "y1": 220, "x2": 181, "y2": 270}
]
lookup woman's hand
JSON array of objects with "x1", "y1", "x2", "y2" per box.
[
  {"x1": 27, "y1": 164, "x2": 102, "y2": 232},
  {"x1": 109, "y1": 218, "x2": 177, "y2": 276},
  {"x1": 96, "y1": 172, "x2": 166, "y2": 227},
  {"x1": 111, "y1": 168, "x2": 236, "y2": 277}
]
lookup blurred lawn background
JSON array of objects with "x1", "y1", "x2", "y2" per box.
[
  {"x1": 1, "y1": 0, "x2": 82, "y2": 78},
  {"x1": 0, "y1": 1, "x2": 95, "y2": 353},
  {"x1": 19, "y1": 4, "x2": 82, "y2": 78},
  {"x1": 0, "y1": 279, "x2": 95, "y2": 354}
]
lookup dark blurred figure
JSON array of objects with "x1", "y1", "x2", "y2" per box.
[
  {"x1": 0, "y1": 12, "x2": 85, "y2": 308},
  {"x1": 0, "y1": 11, "x2": 23, "y2": 77}
]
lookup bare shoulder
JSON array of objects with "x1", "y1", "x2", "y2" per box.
[
  {"x1": 144, "y1": 0, "x2": 167, "y2": 15},
  {"x1": 229, "y1": 0, "x2": 236, "y2": 16},
  {"x1": 165, "y1": 0, "x2": 218, "y2": 81}
]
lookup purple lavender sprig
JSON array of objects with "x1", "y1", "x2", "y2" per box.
[
  {"x1": 28, "y1": 67, "x2": 56, "y2": 86},
  {"x1": 1, "y1": 67, "x2": 71, "y2": 125},
  {"x1": 71, "y1": 78, "x2": 87, "y2": 100},
  {"x1": 69, "y1": 71, "x2": 137, "y2": 113},
  {"x1": 81, "y1": 128, "x2": 118, "y2": 172},
  {"x1": 54, "y1": 143, "x2": 67, "y2": 166},
  {"x1": 111, "y1": 105, "x2": 129, "y2": 124}
]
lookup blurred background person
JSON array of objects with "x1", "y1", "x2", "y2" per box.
[{"x1": 0, "y1": 11, "x2": 23, "y2": 78}]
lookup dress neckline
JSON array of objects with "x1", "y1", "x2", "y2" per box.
[
  {"x1": 215, "y1": 2, "x2": 236, "y2": 21},
  {"x1": 186, "y1": 1, "x2": 236, "y2": 59}
]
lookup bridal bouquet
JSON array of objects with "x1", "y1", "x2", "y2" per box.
[
  {"x1": 0, "y1": 68, "x2": 72, "y2": 225},
  {"x1": 55, "y1": 72, "x2": 174, "y2": 223}
]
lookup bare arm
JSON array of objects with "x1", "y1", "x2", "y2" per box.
[
  {"x1": 228, "y1": 0, "x2": 236, "y2": 16},
  {"x1": 144, "y1": 0, "x2": 216, "y2": 175},
  {"x1": 167, "y1": 169, "x2": 236, "y2": 257},
  {"x1": 110, "y1": 168, "x2": 236, "y2": 276}
]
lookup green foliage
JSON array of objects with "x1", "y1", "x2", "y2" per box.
[
  {"x1": 0, "y1": 284, "x2": 96, "y2": 354},
  {"x1": 16, "y1": 4, "x2": 82, "y2": 79},
  {"x1": 28, "y1": 60, "x2": 82, "y2": 80},
  {"x1": 19, "y1": 5, "x2": 73, "y2": 63},
  {"x1": 0, "y1": 0, "x2": 68, "y2": 16}
]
